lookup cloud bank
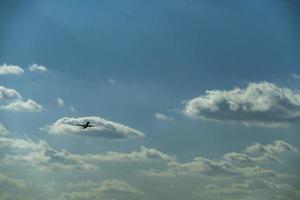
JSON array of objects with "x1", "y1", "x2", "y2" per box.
[{"x1": 184, "y1": 82, "x2": 300, "y2": 127}]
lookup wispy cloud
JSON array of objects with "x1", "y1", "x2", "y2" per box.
[
  {"x1": 154, "y1": 113, "x2": 174, "y2": 122},
  {"x1": 290, "y1": 73, "x2": 300, "y2": 79},
  {"x1": 28, "y1": 64, "x2": 48, "y2": 73},
  {"x1": 0, "y1": 123, "x2": 8, "y2": 136},
  {"x1": 57, "y1": 98, "x2": 64, "y2": 107},
  {"x1": 108, "y1": 79, "x2": 116, "y2": 84}
]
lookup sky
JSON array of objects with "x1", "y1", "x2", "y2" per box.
[{"x1": 0, "y1": 0, "x2": 300, "y2": 199}]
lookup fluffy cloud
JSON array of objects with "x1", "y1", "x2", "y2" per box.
[
  {"x1": 154, "y1": 113, "x2": 174, "y2": 122},
  {"x1": 141, "y1": 140, "x2": 299, "y2": 178},
  {"x1": 57, "y1": 98, "x2": 64, "y2": 107},
  {"x1": 0, "y1": 85, "x2": 43, "y2": 112},
  {"x1": 28, "y1": 64, "x2": 48, "y2": 72},
  {"x1": 184, "y1": 82, "x2": 300, "y2": 127},
  {"x1": 0, "y1": 137, "x2": 94, "y2": 170},
  {"x1": 0, "y1": 64, "x2": 24, "y2": 75},
  {"x1": 1, "y1": 99, "x2": 42, "y2": 112},
  {"x1": 46, "y1": 116, "x2": 145, "y2": 139},
  {"x1": 0, "y1": 86, "x2": 22, "y2": 100}
]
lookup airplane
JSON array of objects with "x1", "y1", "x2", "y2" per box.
[{"x1": 74, "y1": 121, "x2": 95, "y2": 129}]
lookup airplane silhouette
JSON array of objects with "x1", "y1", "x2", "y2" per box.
[{"x1": 74, "y1": 121, "x2": 95, "y2": 129}]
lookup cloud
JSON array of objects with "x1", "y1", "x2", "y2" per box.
[
  {"x1": 74, "y1": 146, "x2": 176, "y2": 163},
  {"x1": 222, "y1": 140, "x2": 300, "y2": 164},
  {"x1": 141, "y1": 140, "x2": 299, "y2": 178},
  {"x1": 0, "y1": 86, "x2": 22, "y2": 100},
  {"x1": 108, "y1": 79, "x2": 116, "y2": 84},
  {"x1": 1, "y1": 99, "x2": 42, "y2": 112},
  {"x1": 46, "y1": 116, "x2": 145, "y2": 139},
  {"x1": 290, "y1": 73, "x2": 300, "y2": 79},
  {"x1": 167, "y1": 157, "x2": 238, "y2": 176},
  {"x1": 0, "y1": 64, "x2": 24, "y2": 75},
  {"x1": 0, "y1": 173, "x2": 27, "y2": 189},
  {"x1": 57, "y1": 180, "x2": 143, "y2": 200},
  {"x1": 28, "y1": 64, "x2": 48, "y2": 73},
  {"x1": 184, "y1": 82, "x2": 300, "y2": 127},
  {"x1": 197, "y1": 179, "x2": 295, "y2": 200},
  {"x1": 154, "y1": 113, "x2": 174, "y2": 122},
  {"x1": 0, "y1": 124, "x2": 8, "y2": 136},
  {"x1": 57, "y1": 98, "x2": 64, "y2": 107},
  {"x1": 70, "y1": 106, "x2": 76, "y2": 113},
  {"x1": 0, "y1": 85, "x2": 43, "y2": 112},
  {"x1": 0, "y1": 137, "x2": 96, "y2": 170},
  {"x1": 0, "y1": 136, "x2": 174, "y2": 171}
]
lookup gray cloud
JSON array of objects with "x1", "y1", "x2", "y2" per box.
[
  {"x1": 46, "y1": 116, "x2": 145, "y2": 139},
  {"x1": 56, "y1": 180, "x2": 143, "y2": 200},
  {"x1": 0, "y1": 173, "x2": 27, "y2": 189},
  {"x1": 184, "y1": 82, "x2": 300, "y2": 127},
  {"x1": 0, "y1": 64, "x2": 24, "y2": 75}
]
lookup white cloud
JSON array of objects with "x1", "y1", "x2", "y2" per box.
[
  {"x1": 154, "y1": 113, "x2": 174, "y2": 122},
  {"x1": 57, "y1": 98, "x2": 64, "y2": 107},
  {"x1": 1, "y1": 99, "x2": 42, "y2": 112},
  {"x1": 28, "y1": 64, "x2": 48, "y2": 73},
  {"x1": 0, "y1": 136, "x2": 174, "y2": 171},
  {"x1": 0, "y1": 124, "x2": 8, "y2": 136},
  {"x1": 0, "y1": 86, "x2": 22, "y2": 100},
  {"x1": 46, "y1": 116, "x2": 145, "y2": 139},
  {"x1": 0, "y1": 64, "x2": 24, "y2": 75},
  {"x1": 75, "y1": 146, "x2": 176, "y2": 163},
  {"x1": 184, "y1": 82, "x2": 300, "y2": 127},
  {"x1": 0, "y1": 137, "x2": 96, "y2": 170},
  {"x1": 0, "y1": 86, "x2": 43, "y2": 112},
  {"x1": 141, "y1": 140, "x2": 299, "y2": 178}
]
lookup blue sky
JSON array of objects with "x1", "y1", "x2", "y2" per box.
[{"x1": 0, "y1": 1, "x2": 300, "y2": 200}]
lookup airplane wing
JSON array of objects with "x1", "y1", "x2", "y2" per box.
[
  {"x1": 87, "y1": 125, "x2": 95, "y2": 127},
  {"x1": 73, "y1": 124, "x2": 84, "y2": 127}
]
